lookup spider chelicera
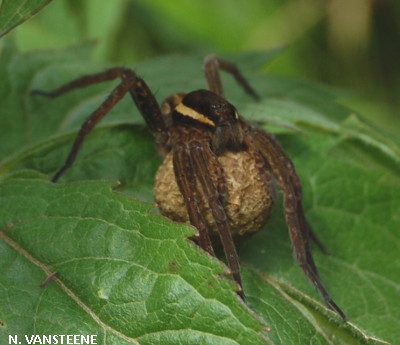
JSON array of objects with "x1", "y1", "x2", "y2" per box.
[{"x1": 32, "y1": 55, "x2": 346, "y2": 320}]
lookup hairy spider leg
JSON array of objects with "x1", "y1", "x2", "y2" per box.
[
  {"x1": 247, "y1": 126, "x2": 347, "y2": 320},
  {"x1": 172, "y1": 142, "x2": 215, "y2": 258},
  {"x1": 172, "y1": 132, "x2": 244, "y2": 298},
  {"x1": 203, "y1": 55, "x2": 260, "y2": 100},
  {"x1": 32, "y1": 68, "x2": 167, "y2": 182}
]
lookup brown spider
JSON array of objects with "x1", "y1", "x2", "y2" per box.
[{"x1": 32, "y1": 55, "x2": 346, "y2": 320}]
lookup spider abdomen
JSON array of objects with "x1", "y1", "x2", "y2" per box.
[{"x1": 154, "y1": 150, "x2": 275, "y2": 244}]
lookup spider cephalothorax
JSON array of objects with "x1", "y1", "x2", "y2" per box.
[{"x1": 32, "y1": 55, "x2": 346, "y2": 320}]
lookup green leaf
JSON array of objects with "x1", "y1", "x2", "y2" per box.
[
  {"x1": 0, "y1": 0, "x2": 53, "y2": 38},
  {"x1": 0, "y1": 177, "x2": 269, "y2": 344},
  {"x1": 1, "y1": 41, "x2": 399, "y2": 344}
]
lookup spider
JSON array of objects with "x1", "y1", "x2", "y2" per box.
[{"x1": 32, "y1": 54, "x2": 346, "y2": 320}]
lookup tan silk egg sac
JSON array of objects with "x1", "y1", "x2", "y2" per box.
[{"x1": 154, "y1": 150, "x2": 276, "y2": 244}]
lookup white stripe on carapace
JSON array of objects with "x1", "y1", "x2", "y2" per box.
[{"x1": 175, "y1": 103, "x2": 215, "y2": 126}]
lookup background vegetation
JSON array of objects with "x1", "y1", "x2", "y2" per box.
[{"x1": 10, "y1": 0, "x2": 400, "y2": 137}]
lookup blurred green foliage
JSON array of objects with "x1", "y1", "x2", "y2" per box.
[{"x1": 9, "y1": 0, "x2": 400, "y2": 136}]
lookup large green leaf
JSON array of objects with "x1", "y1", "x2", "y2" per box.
[
  {"x1": 0, "y1": 177, "x2": 269, "y2": 345},
  {"x1": 0, "y1": 0, "x2": 53, "y2": 38},
  {"x1": 1, "y1": 39, "x2": 399, "y2": 344}
]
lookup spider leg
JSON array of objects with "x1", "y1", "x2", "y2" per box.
[
  {"x1": 191, "y1": 144, "x2": 243, "y2": 294},
  {"x1": 172, "y1": 143, "x2": 215, "y2": 257},
  {"x1": 32, "y1": 68, "x2": 167, "y2": 181},
  {"x1": 203, "y1": 54, "x2": 259, "y2": 100},
  {"x1": 244, "y1": 124, "x2": 346, "y2": 320},
  {"x1": 172, "y1": 133, "x2": 244, "y2": 298},
  {"x1": 31, "y1": 68, "x2": 131, "y2": 98}
]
